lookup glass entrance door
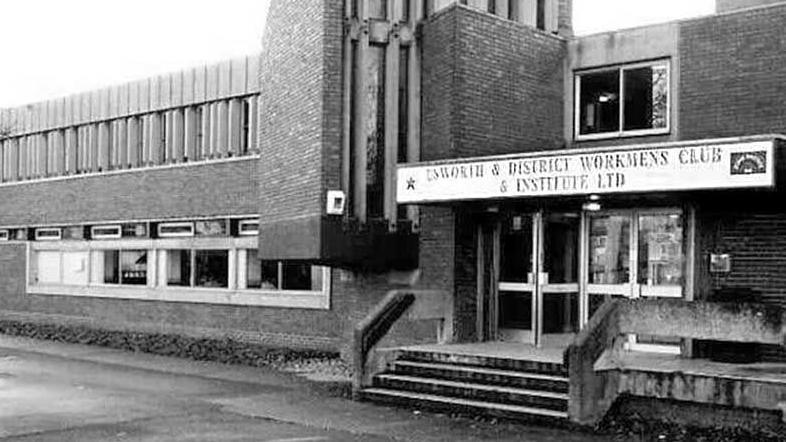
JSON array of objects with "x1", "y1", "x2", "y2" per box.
[
  {"x1": 498, "y1": 213, "x2": 535, "y2": 343},
  {"x1": 540, "y1": 213, "x2": 581, "y2": 348},
  {"x1": 496, "y1": 212, "x2": 580, "y2": 346},
  {"x1": 583, "y1": 209, "x2": 686, "y2": 353}
]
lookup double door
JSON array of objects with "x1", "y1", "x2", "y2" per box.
[
  {"x1": 481, "y1": 208, "x2": 690, "y2": 350},
  {"x1": 481, "y1": 212, "x2": 581, "y2": 347}
]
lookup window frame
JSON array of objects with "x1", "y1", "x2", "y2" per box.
[
  {"x1": 238, "y1": 219, "x2": 259, "y2": 236},
  {"x1": 574, "y1": 60, "x2": 671, "y2": 141},
  {"x1": 91, "y1": 224, "x2": 122, "y2": 240},
  {"x1": 27, "y1": 237, "x2": 331, "y2": 309},
  {"x1": 35, "y1": 227, "x2": 62, "y2": 241},
  {"x1": 157, "y1": 221, "x2": 195, "y2": 238}
]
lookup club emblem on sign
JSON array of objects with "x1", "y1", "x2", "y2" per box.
[{"x1": 730, "y1": 151, "x2": 767, "y2": 175}]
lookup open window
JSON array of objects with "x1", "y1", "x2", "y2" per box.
[{"x1": 575, "y1": 61, "x2": 670, "y2": 140}]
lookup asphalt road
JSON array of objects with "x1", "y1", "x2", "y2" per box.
[{"x1": 0, "y1": 336, "x2": 604, "y2": 441}]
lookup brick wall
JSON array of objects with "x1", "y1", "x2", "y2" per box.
[
  {"x1": 421, "y1": 6, "x2": 566, "y2": 161},
  {"x1": 0, "y1": 242, "x2": 435, "y2": 352},
  {"x1": 0, "y1": 159, "x2": 258, "y2": 226},
  {"x1": 716, "y1": 0, "x2": 786, "y2": 13},
  {"x1": 697, "y1": 192, "x2": 786, "y2": 361},
  {"x1": 257, "y1": 0, "x2": 345, "y2": 259},
  {"x1": 680, "y1": 4, "x2": 786, "y2": 140}
]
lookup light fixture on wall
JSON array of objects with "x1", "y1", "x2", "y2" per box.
[{"x1": 582, "y1": 195, "x2": 601, "y2": 212}]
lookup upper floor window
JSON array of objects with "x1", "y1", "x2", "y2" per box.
[{"x1": 575, "y1": 61, "x2": 669, "y2": 140}]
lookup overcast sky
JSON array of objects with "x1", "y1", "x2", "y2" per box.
[{"x1": 0, "y1": 0, "x2": 716, "y2": 108}]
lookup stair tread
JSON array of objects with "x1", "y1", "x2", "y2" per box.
[
  {"x1": 362, "y1": 387, "x2": 569, "y2": 419},
  {"x1": 394, "y1": 360, "x2": 568, "y2": 382},
  {"x1": 376, "y1": 374, "x2": 569, "y2": 400}
]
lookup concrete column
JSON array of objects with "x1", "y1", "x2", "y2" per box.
[
  {"x1": 184, "y1": 106, "x2": 197, "y2": 160},
  {"x1": 227, "y1": 98, "x2": 242, "y2": 157},
  {"x1": 127, "y1": 117, "x2": 140, "y2": 168},
  {"x1": 247, "y1": 97, "x2": 258, "y2": 153},
  {"x1": 216, "y1": 100, "x2": 229, "y2": 157},
  {"x1": 200, "y1": 104, "x2": 211, "y2": 159},
  {"x1": 173, "y1": 109, "x2": 185, "y2": 162},
  {"x1": 114, "y1": 119, "x2": 127, "y2": 169},
  {"x1": 98, "y1": 122, "x2": 110, "y2": 171},
  {"x1": 353, "y1": 0, "x2": 370, "y2": 221},
  {"x1": 383, "y1": 28, "x2": 400, "y2": 226},
  {"x1": 89, "y1": 124, "x2": 99, "y2": 172}
]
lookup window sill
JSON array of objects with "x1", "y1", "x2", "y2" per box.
[
  {"x1": 28, "y1": 283, "x2": 330, "y2": 310},
  {"x1": 575, "y1": 128, "x2": 670, "y2": 142}
]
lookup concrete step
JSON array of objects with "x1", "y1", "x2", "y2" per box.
[
  {"x1": 396, "y1": 349, "x2": 567, "y2": 376},
  {"x1": 361, "y1": 387, "x2": 569, "y2": 420},
  {"x1": 392, "y1": 360, "x2": 569, "y2": 393},
  {"x1": 373, "y1": 374, "x2": 568, "y2": 411}
]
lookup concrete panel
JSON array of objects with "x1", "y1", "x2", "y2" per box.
[
  {"x1": 569, "y1": 22, "x2": 678, "y2": 70},
  {"x1": 246, "y1": 55, "x2": 260, "y2": 92},
  {"x1": 109, "y1": 86, "x2": 121, "y2": 118},
  {"x1": 231, "y1": 57, "x2": 247, "y2": 95},
  {"x1": 117, "y1": 84, "x2": 129, "y2": 117},
  {"x1": 194, "y1": 66, "x2": 207, "y2": 102},
  {"x1": 206, "y1": 64, "x2": 220, "y2": 100},
  {"x1": 218, "y1": 60, "x2": 232, "y2": 97},
  {"x1": 182, "y1": 69, "x2": 195, "y2": 105},
  {"x1": 170, "y1": 71, "x2": 183, "y2": 107},
  {"x1": 158, "y1": 74, "x2": 172, "y2": 109},
  {"x1": 618, "y1": 299, "x2": 785, "y2": 345},
  {"x1": 79, "y1": 92, "x2": 92, "y2": 125},
  {"x1": 149, "y1": 77, "x2": 161, "y2": 110},
  {"x1": 128, "y1": 81, "x2": 141, "y2": 114}
]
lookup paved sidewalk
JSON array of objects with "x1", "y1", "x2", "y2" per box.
[{"x1": 0, "y1": 335, "x2": 604, "y2": 441}]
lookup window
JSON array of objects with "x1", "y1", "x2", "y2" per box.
[
  {"x1": 195, "y1": 250, "x2": 228, "y2": 288},
  {"x1": 28, "y1": 238, "x2": 330, "y2": 309},
  {"x1": 120, "y1": 250, "x2": 148, "y2": 285},
  {"x1": 0, "y1": 230, "x2": 8, "y2": 241},
  {"x1": 195, "y1": 219, "x2": 227, "y2": 237},
  {"x1": 91, "y1": 225, "x2": 122, "y2": 240},
  {"x1": 238, "y1": 219, "x2": 259, "y2": 236},
  {"x1": 576, "y1": 61, "x2": 669, "y2": 139},
  {"x1": 244, "y1": 250, "x2": 325, "y2": 292},
  {"x1": 35, "y1": 228, "x2": 62, "y2": 241},
  {"x1": 89, "y1": 250, "x2": 147, "y2": 285},
  {"x1": 158, "y1": 222, "x2": 194, "y2": 238},
  {"x1": 166, "y1": 250, "x2": 191, "y2": 286}
]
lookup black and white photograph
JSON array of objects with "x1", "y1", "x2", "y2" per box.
[{"x1": 0, "y1": 0, "x2": 785, "y2": 440}]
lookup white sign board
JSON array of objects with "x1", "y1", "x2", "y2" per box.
[{"x1": 397, "y1": 140, "x2": 775, "y2": 204}]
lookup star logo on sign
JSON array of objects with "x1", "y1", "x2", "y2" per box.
[{"x1": 406, "y1": 177, "x2": 416, "y2": 190}]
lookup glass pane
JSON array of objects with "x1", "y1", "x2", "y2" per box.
[
  {"x1": 623, "y1": 65, "x2": 668, "y2": 131},
  {"x1": 62, "y1": 251, "x2": 88, "y2": 285},
  {"x1": 579, "y1": 70, "x2": 620, "y2": 135},
  {"x1": 543, "y1": 213, "x2": 579, "y2": 284},
  {"x1": 195, "y1": 250, "x2": 228, "y2": 288},
  {"x1": 195, "y1": 220, "x2": 227, "y2": 237},
  {"x1": 282, "y1": 262, "x2": 317, "y2": 291},
  {"x1": 543, "y1": 292, "x2": 579, "y2": 334},
  {"x1": 638, "y1": 213, "x2": 683, "y2": 286},
  {"x1": 91, "y1": 250, "x2": 121, "y2": 284},
  {"x1": 500, "y1": 214, "x2": 533, "y2": 283},
  {"x1": 36, "y1": 251, "x2": 61, "y2": 284},
  {"x1": 166, "y1": 250, "x2": 191, "y2": 286},
  {"x1": 499, "y1": 291, "x2": 532, "y2": 330},
  {"x1": 589, "y1": 215, "x2": 630, "y2": 284},
  {"x1": 120, "y1": 250, "x2": 147, "y2": 285},
  {"x1": 366, "y1": 45, "x2": 386, "y2": 218},
  {"x1": 247, "y1": 254, "x2": 279, "y2": 290}
]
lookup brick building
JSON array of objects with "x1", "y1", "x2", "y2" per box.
[{"x1": 1, "y1": 0, "x2": 786, "y2": 429}]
